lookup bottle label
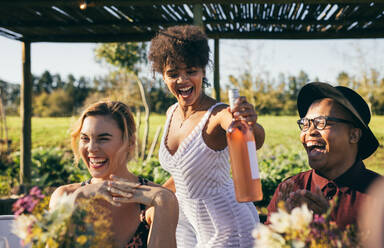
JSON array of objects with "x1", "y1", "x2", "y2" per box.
[{"x1": 247, "y1": 141, "x2": 260, "y2": 179}]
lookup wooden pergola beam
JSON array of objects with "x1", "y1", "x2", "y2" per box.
[
  {"x1": 2, "y1": 18, "x2": 380, "y2": 29},
  {"x1": 19, "y1": 33, "x2": 157, "y2": 42},
  {"x1": 1, "y1": 0, "x2": 383, "y2": 7},
  {"x1": 12, "y1": 28, "x2": 384, "y2": 43},
  {"x1": 207, "y1": 29, "x2": 384, "y2": 39}
]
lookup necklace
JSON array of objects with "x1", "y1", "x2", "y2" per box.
[{"x1": 178, "y1": 95, "x2": 207, "y2": 128}]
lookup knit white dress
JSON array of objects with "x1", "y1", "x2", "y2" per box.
[{"x1": 159, "y1": 103, "x2": 259, "y2": 248}]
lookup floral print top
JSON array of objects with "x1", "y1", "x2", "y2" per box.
[
  {"x1": 125, "y1": 177, "x2": 150, "y2": 248},
  {"x1": 81, "y1": 177, "x2": 150, "y2": 248}
]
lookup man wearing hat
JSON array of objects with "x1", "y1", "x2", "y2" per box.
[{"x1": 267, "y1": 82, "x2": 381, "y2": 229}]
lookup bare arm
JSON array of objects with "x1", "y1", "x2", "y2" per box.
[
  {"x1": 162, "y1": 177, "x2": 176, "y2": 193},
  {"x1": 147, "y1": 190, "x2": 178, "y2": 248},
  {"x1": 250, "y1": 123, "x2": 265, "y2": 150},
  {"x1": 108, "y1": 176, "x2": 179, "y2": 248}
]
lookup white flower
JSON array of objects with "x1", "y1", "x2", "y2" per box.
[
  {"x1": 11, "y1": 214, "x2": 37, "y2": 240},
  {"x1": 49, "y1": 192, "x2": 76, "y2": 212},
  {"x1": 35, "y1": 192, "x2": 77, "y2": 243},
  {"x1": 253, "y1": 223, "x2": 286, "y2": 248},
  {"x1": 292, "y1": 240, "x2": 306, "y2": 248},
  {"x1": 269, "y1": 208, "x2": 292, "y2": 233},
  {"x1": 290, "y1": 204, "x2": 313, "y2": 231}
]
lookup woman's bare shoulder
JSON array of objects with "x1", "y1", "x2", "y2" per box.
[
  {"x1": 166, "y1": 103, "x2": 177, "y2": 116},
  {"x1": 49, "y1": 183, "x2": 82, "y2": 208}
]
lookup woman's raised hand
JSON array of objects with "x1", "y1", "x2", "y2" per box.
[
  {"x1": 230, "y1": 96, "x2": 258, "y2": 126},
  {"x1": 74, "y1": 181, "x2": 118, "y2": 206},
  {"x1": 107, "y1": 175, "x2": 173, "y2": 207}
]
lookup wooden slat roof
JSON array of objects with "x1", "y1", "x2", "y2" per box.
[{"x1": 1, "y1": 0, "x2": 384, "y2": 42}]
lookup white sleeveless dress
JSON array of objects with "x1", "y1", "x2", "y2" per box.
[{"x1": 159, "y1": 102, "x2": 259, "y2": 248}]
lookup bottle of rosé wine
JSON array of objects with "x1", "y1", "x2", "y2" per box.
[{"x1": 227, "y1": 89, "x2": 263, "y2": 202}]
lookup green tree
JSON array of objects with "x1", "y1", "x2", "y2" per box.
[
  {"x1": 36, "y1": 70, "x2": 53, "y2": 94},
  {"x1": 94, "y1": 42, "x2": 151, "y2": 160},
  {"x1": 337, "y1": 71, "x2": 352, "y2": 87},
  {"x1": 95, "y1": 43, "x2": 147, "y2": 73},
  {"x1": 33, "y1": 89, "x2": 73, "y2": 117}
]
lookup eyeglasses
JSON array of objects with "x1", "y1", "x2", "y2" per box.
[{"x1": 297, "y1": 116, "x2": 354, "y2": 132}]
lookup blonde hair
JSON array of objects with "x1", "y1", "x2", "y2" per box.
[{"x1": 71, "y1": 100, "x2": 136, "y2": 164}]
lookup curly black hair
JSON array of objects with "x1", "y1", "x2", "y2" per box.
[{"x1": 148, "y1": 25, "x2": 211, "y2": 76}]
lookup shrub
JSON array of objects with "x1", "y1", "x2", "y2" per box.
[
  {"x1": 256, "y1": 145, "x2": 310, "y2": 207},
  {"x1": 2, "y1": 147, "x2": 90, "y2": 195},
  {"x1": 33, "y1": 89, "x2": 74, "y2": 117},
  {"x1": 128, "y1": 158, "x2": 170, "y2": 184},
  {"x1": 3, "y1": 145, "x2": 309, "y2": 210},
  {"x1": 1, "y1": 148, "x2": 170, "y2": 197}
]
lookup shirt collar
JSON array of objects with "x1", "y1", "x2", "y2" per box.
[{"x1": 311, "y1": 160, "x2": 365, "y2": 192}]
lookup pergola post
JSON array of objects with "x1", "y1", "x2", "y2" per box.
[
  {"x1": 213, "y1": 39, "x2": 220, "y2": 101},
  {"x1": 20, "y1": 41, "x2": 32, "y2": 192}
]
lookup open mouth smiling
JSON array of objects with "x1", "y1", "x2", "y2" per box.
[
  {"x1": 178, "y1": 86, "x2": 193, "y2": 96},
  {"x1": 305, "y1": 141, "x2": 326, "y2": 154},
  {"x1": 89, "y1": 157, "x2": 108, "y2": 169}
]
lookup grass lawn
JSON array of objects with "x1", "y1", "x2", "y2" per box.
[{"x1": 7, "y1": 115, "x2": 384, "y2": 174}]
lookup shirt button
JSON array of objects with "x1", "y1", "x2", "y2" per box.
[{"x1": 327, "y1": 182, "x2": 336, "y2": 188}]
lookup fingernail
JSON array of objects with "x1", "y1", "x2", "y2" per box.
[{"x1": 127, "y1": 193, "x2": 133, "y2": 197}]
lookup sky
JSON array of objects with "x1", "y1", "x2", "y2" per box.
[{"x1": 1, "y1": 35, "x2": 384, "y2": 88}]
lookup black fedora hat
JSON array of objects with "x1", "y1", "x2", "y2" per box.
[{"x1": 297, "y1": 82, "x2": 379, "y2": 160}]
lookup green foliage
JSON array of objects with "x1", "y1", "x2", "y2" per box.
[
  {"x1": 227, "y1": 70, "x2": 310, "y2": 115},
  {"x1": 0, "y1": 175, "x2": 12, "y2": 196},
  {"x1": 128, "y1": 158, "x2": 170, "y2": 185},
  {"x1": 149, "y1": 86, "x2": 176, "y2": 113},
  {"x1": 94, "y1": 42, "x2": 147, "y2": 74},
  {"x1": 4, "y1": 148, "x2": 90, "y2": 192},
  {"x1": 33, "y1": 89, "x2": 74, "y2": 117},
  {"x1": 256, "y1": 146, "x2": 310, "y2": 207},
  {"x1": 336, "y1": 69, "x2": 384, "y2": 115}
]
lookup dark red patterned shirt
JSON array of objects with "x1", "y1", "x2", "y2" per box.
[{"x1": 267, "y1": 160, "x2": 381, "y2": 229}]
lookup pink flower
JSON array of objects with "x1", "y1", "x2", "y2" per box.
[
  {"x1": 12, "y1": 187, "x2": 45, "y2": 215},
  {"x1": 29, "y1": 186, "x2": 45, "y2": 199},
  {"x1": 313, "y1": 214, "x2": 325, "y2": 224}
]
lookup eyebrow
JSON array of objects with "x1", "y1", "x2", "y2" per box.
[
  {"x1": 166, "y1": 66, "x2": 193, "y2": 73},
  {"x1": 166, "y1": 69, "x2": 177, "y2": 73},
  {"x1": 80, "y1": 132, "x2": 112, "y2": 137}
]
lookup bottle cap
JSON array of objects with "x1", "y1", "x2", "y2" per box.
[{"x1": 228, "y1": 88, "x2": 239, "y2": 111}]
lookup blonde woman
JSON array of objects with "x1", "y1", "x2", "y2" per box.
[{"x1": 50, "y1": 100, "x2": 178, "y2": 248}]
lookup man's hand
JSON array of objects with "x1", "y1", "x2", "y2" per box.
[
  {"x1": 286, "y1": 186, "x2": 329, "y2": 215},
  {"x1": 276, "y1": 178, "x2": 295, "y2": 204}
]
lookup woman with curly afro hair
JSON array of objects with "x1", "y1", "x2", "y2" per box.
[{"x1": 148, "y1": 25, "x2": 265, "y2": 247}]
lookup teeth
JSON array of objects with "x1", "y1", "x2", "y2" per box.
[
  {"x1": 306, "y1": 141, "x2": 324, "y2": 147},
  {"x1": 89, "y1": 158, "x2": 107, "y2": 163},
  {"x1": 179, "y1": 86, "x2": 192, "y2": 92}
]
